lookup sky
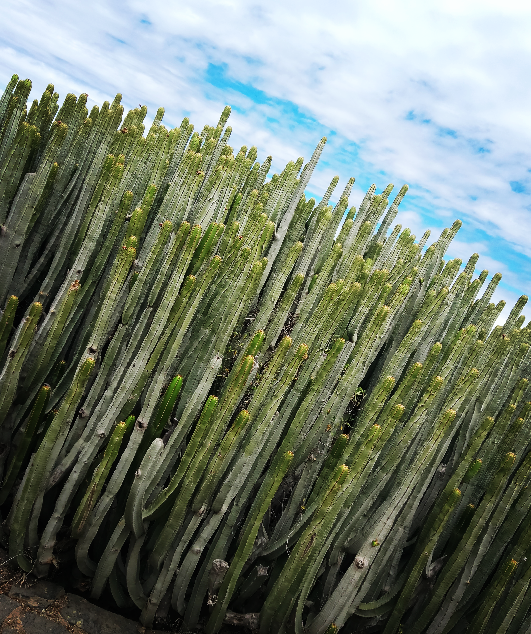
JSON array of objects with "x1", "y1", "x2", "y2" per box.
[{"x1": 1, "y1": 0, "x2": 530, "y2": 322}]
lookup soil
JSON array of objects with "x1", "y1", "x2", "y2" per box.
[{"x1": 0, "y1": 548, "x2": 251, "y2": 634}]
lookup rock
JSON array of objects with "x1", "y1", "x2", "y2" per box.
[
  {"x1": 223, "y1": 610, "x2": 260, "y2": 630},
  {"x1": 21, "y1": 611, "x2": 70, "y2": 633},
  {"x1": 9, "y1": 579, "x2": 66, "y2": 607},
  {"x1": 2, "y1": 582, "x2": 165, "y2": 634},
  {"x1": 0, "y1": 594, "x2": 19, "y2": 621},
  {"x1": 61, "y1": 593, "x2": 141, "y2": 634}
]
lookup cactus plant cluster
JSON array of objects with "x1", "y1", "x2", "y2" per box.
[{"x1": 0, "y1": 72, "x2": 530, "y2": 634}]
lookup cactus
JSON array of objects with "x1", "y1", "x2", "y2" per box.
[
  {"x1": 0, "y1": 383, "x2": 50, "y2": 504},
  {"x1": 206, "y1": 451, "x2": 295, "y2": 634},
  {"x1": 0, "y1": 301, "x2": 42, "y2": 426},
  {"x1": 0, "y1": 73, "x2": 529, "y2": 634},
  {"x1": 71, "y1": 415, "x2": 133, "y2": 538},
  {"x1": 382, "y1": 488, "x2": 462, "y2": 634},
  {"x1": 0, "y1": 294, "x2": 18, "y2": 359},
  {"x1": 9, "y1": 356, "x2": 94, "y2": 570}
]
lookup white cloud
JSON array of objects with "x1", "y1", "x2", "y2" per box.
[{"x1": 1, "y1": 0, "x2": 530, "y2": 297}]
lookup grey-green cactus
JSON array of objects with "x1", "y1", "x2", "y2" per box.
[{"x1": 0, "y1": 72, "x2": 529, "y2": 634}]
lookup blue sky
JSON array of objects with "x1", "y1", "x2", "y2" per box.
[{"x1": 1, "y1": 0, "x2": 530, "y2": 322}]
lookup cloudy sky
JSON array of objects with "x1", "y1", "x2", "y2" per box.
[{"x1": 1, "y1": 0, "x2": 530, "y2": 320}]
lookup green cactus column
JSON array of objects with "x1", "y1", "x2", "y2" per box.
[{"x1": 9, "y1": 356, "x2": 95, "y2": 570}]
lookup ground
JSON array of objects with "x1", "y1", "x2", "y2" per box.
[{"x1": 0, "y1": 548, "x2": 250, "y2": 634}]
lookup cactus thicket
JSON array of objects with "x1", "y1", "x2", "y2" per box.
[{"x1": 0, "y1": 72, "x2": 530, "y2": 633}]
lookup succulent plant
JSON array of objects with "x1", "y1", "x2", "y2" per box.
[{"x1": 0, "y1": 72, "x2": 529, "y2": 633}]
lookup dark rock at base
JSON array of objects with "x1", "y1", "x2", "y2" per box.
[
  {"x1": 9, "y1": 580, "x2": 66, "y2": 607},
  {"x1": 0, "y1": 576, "x2": 250, "y2": 634},
  {"x1": 61, "y1": 593, "x2": 140, "y2": 633},
  {"x1": 0, "y1": 593, "x2": 19, "y2": 621},
  {"x1": 21, "y1": 611, "x2": 70, "y2": 633},
  {"x1": 60, "y1": 593, "x2": 165, "y2": 634}
]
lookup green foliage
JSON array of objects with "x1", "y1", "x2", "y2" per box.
[{"x1": 0, "y1": 72, "x2": 529, "y2": 633}]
